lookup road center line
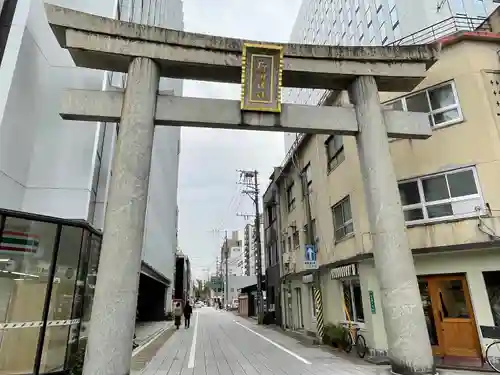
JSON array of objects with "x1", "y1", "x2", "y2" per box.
[
  {"x1": 233, "y1": 320, "x2": 311, "y2": 365},
  {"x1": 188, "y1": 311, "x2": 199, "y2": 369}
]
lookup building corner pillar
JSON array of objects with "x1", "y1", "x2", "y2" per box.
[
  {"x1": 348, "y1": 76, "x2": 435, "y2": 375},
  {"x1": 83, "y1": 57, "x2": 160, "y2": 375}
]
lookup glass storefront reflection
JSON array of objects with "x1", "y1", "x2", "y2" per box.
[
  {"x1": 0, "y1": 216, "x2": 58, "y2": 375},
  {"x1": 39, "y1": 226, "x2": 85, "y2": 373},
  {"x1": 0, "y1": 211, "x2": 102, "y2": 375}
]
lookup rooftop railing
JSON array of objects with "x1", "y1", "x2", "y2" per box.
[{"x1": 387, "y1": 15, "x2": 492, "y2": 46}]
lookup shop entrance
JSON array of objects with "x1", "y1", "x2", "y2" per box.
[{"x1": 418, "y1": 274, "x2": 481, "y2": 359}]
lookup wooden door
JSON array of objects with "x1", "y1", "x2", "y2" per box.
[
  {"x1": 418, "y1": 280, "x2": 442, "y2": 355},
  {"x1": 428, "y1": 275, "x2": 480, "y2": 358}
]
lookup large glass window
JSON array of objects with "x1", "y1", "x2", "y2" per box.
[
  {"x1": 484, "y1": 271, "x2": 500, "y2": 327},
  {"x1": 342, "y1": 279, "x2": 364, "y2": 323},
  {"x1": 332, "y1": 196, "x2": 354, "y2": 241},
  {"x1": 325, "y1": 135, "x2": 344, "y2": 172},
  {"x1": 398, "y1": 167, "x2": 482, "y2": 224},
  {"x1": 385, "y1": 82, "x2": 462, "y2": 128},
  {"x1": 39, "y1": 226, "x2": 85, "y2": 373},
  {"x1": 79, "y1": 235, "x2": 101, "y2": 338},
  {"x1": 0, "y1": 217, "x2": 58, "y2": 375}
]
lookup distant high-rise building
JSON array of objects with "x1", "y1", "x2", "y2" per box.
[{"x1": 243, "y1": 222, "x2": 265, "y2": 277}]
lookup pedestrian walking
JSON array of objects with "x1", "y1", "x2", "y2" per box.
[
  {"x1": 184, "y1": 301, "x2": 193, "y2": 328},
  {"x1": 173, "y1": 302, "x2": 182, "y2": 329}
]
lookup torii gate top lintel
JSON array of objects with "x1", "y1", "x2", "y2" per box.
[{"x1": 45, "y1": 4, "x2": 439, "y2": 92}]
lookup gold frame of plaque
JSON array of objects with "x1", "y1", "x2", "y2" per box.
[{"x1": 240, "y1": 43, "x2": 284, "y2": 113}]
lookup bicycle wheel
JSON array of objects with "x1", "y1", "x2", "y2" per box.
[
  {"x1": 344, "y1": 330, "x2": 353, "y2": 353},
  {"x1": 486, "y1": 341, "x2": 500, "y2": 373},
  {"x1": 355, "y1": 334, "x2": 367, "y2": 358}
]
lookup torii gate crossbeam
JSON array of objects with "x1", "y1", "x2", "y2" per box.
[{"x1": 44, "y1": 4, "x2": 439, "y2": 375}]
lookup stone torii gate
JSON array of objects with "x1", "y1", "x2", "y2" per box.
[{"x1": 45, "y1": 4, "x2": 439, "y2": 375}]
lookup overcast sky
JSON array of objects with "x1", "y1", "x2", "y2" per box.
[{"x1": 178, "y1": 0, "x2": 302, "y2": 279}]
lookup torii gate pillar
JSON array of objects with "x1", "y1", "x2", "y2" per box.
[
  {"x1": 349, "y1": 76, "x2": 434, "y2": 375},
  {"x1": 83, "y1": 57, "x2": 159, "y2": 375}
]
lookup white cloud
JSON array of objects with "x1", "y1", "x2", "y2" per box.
[{"x1": 178, "y1": 0, "x2": 301, "y2": 278}]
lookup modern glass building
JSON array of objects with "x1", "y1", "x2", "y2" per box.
[
  {"x1": 0, "y1": 0, "x2": 184, "y2": 373},
  {"x1": 0, "y1": 209, "x2": 102, "y2": 375},
  {"x1": 283, "y1": 0, "x2": 499, "y2": 151}
]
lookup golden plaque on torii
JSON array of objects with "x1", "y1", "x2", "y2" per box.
[{"x1": 240, "y1": 43, "x2": 284, "y2": 113}]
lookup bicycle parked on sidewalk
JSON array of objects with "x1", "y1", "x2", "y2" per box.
[
  {"x1": 342, "y1": 302, "x2": 368, "y2": 359},
  {"x1": 486, "y1": 340, "x2": 500, "y2": 372}
]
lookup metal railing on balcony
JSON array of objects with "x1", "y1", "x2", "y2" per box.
[{"x1": 387, "y1": 15, "x2": 491, "y2": 46}]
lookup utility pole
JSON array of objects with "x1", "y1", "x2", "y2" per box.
[
  {"x1": 239, "y1": 169, "x2": 264, "y2": 324},
  {"x1": 224, "y1": 230, "x2": 229, "y2": 309}
]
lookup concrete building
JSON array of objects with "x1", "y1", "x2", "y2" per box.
[
  {"x1": 264, "y1": 18, "x2": 500, "y2": 368},
  {"x1": 0, "y1": 0, "x2": 182, "y2": 373},
  {"x1": 227, "y1": 246, "x2": 244, "y2": 276},
  {"x1": 283, "y1": 0, "x2": 499, "y2": 151},
  {"x1": 243, "y1": 221, "x2": 265, "y2": 277},
  {"x1": 226, "y1": 275, "x2": 257, "y2": 307},
  {"x1": 263, "y1": 175, "x2": 283, "y2": 325}
]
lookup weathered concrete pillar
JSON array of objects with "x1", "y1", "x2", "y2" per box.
[
  {"x1": 83, "y1": 57, "x2": 159, "y2": 375},
  {"x1": 348, "y1": 76, "x2": 435, "y2": 375}
]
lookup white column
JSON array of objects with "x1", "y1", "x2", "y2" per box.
[
  {"x1": 83, "y1": 57, "x2": 160, "y2": 375},
  {"x1": 348, "y1": 76, "x2": 435, "y2": 375}
]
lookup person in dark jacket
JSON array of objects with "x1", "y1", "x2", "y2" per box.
[{"x1": 184, "y1": 301, "x2": 193, "y2": 328}]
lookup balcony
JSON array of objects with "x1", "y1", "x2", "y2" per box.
[{"x1": 387, "y1": 15, "x2": 491, "y2": 46}]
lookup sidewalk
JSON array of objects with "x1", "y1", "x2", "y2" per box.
[
  {"x1": 135, "y1": 321, "x2": 173, "y2": 345},
  {"x1": 131, "y1": 321, "x2": 175, "y2": 372}
]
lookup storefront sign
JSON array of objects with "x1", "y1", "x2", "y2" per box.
[
  {"x1": 369, "y1": 290, "x2": 376, "y2": 314},
  {"x1": 330, "y1": 264, "x2": 358, "y2": 280},
  {"x1": 240, "y1": 43, "x2": 284, "y2": 113},
  {"x1": 302, "y1": 274, "x2": 314, "y2": 284}
]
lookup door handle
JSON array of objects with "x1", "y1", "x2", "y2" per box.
[{"x1": 439, "y1": 311, "x2": 443, "y2": 322}]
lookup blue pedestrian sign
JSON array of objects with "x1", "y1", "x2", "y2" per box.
[{"x1": 304, "y1": 244, "x2": 317, "y2": 269}]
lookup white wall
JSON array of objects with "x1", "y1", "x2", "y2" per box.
[
  {"x1": 0, "y1": 0, "x2": 106, "y2": 214},
  {"x1": 227, "y1": 275, "x2": 256, "y2": 304}
]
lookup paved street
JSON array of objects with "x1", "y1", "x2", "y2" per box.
[
  {"x1": 133, "y1": 307, "x2": 373, "y2": 375},
  {"x1": 131, "y1": 308, "x2": 479, "y2": 375}
]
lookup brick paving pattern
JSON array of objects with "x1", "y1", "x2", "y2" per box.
[{"x1": 132, "y1": 308, "x2": 481, "y2": 375}]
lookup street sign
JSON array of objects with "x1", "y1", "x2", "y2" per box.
[
  {"x1": 369, "y1": 290, "x2": 376, "y2": 314},
  {"x1": 304, "y1": 244, "x2": 317, "y2": 270},
  {"x1": 240, "y1": 43, "x2": 284, "y2": 113}
]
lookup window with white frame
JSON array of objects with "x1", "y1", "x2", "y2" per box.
[
  {"x1": 332, "y1": 196, "x2": 353, "y2": 241},
  {"x1": 325, "y1": 135, "x2": 345, "y2": 172},
  {"x1": 342, "y1": 279, "x2": 364, "y2": 323},
  {"x1": 398, "y1": 167, "x2": 483, "y2": 224},
  {"x1": 385, "y1": 81, "x2": 462, "y2": 129}
]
